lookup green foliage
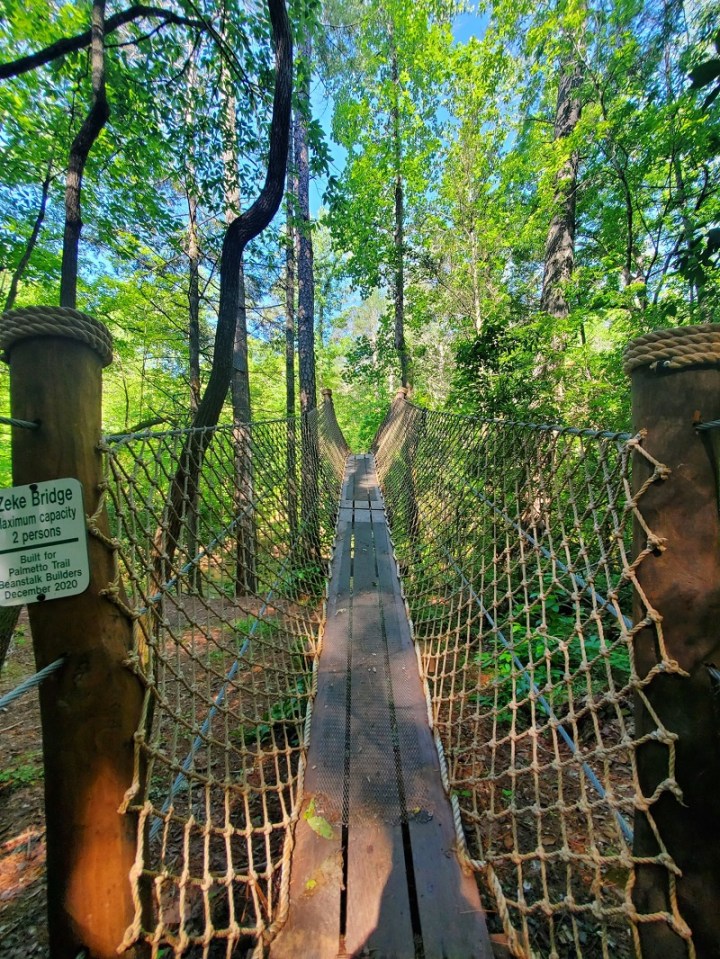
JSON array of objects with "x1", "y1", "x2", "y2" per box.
[
  {"x1": 473, "y1": 589, "x2": 630, "y2": 728},
  {"x1": 242, "y1": 679, "x2": 307, "y2": 747},
  {"x1": 0, "y1": 749, "x2": 44, "y2": 791},
  {"x1": 1, "y1": 0, "x2": 720, "y2": 453}
]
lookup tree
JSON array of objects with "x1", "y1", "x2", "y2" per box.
[
  {"x1": 326, "y1": 0, "x2": 455, "y2": 390},
  {"x1": 159, "y1": 0, "x2": 292, "y2": 573}
]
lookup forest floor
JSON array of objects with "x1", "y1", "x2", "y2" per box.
[{"x1": 0, "y1": 609, "x2": 48, "y2": 956}]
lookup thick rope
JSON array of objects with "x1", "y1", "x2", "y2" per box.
[
  {"x1": 0, "y1": 305, "x2": 113, "y2": 367},
  {"x1": 623, "y1": 323, "x2": 720, "y2": 374}
]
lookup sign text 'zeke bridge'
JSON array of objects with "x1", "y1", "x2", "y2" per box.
[{"x1": 0, "y1": 478, "x2": 90, "y2": 606}]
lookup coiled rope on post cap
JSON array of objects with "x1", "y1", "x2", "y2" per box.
[
  {"x1": 623, "y1": 324, "x2": 720, "y2": 375},
  {"x1": 0, "y1": 306, "x2": 113, "y2": 367}
]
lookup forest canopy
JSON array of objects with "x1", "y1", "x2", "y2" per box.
[{"x1": 1, "y1": 0, "x2": 718, "y2": 461}]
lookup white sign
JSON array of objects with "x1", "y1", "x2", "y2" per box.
[{"x1": 0, "y1": 478, "x2": 90, "y2": 606}]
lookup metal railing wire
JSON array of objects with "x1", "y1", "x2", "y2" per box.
[
  {"x1": 100, "y1": 404, "x2": 349, "y2": 957},
  {"x1": 373, "y1": 397, "x2": 691, "y2": 959}
]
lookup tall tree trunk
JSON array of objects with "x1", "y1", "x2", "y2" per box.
[
  {"x1": 470, "y1": 226, "x2": 483, "y2": 334},
  {"x1": 183, "y1": 50, "x2": 202, "y2": 595},
  {"x1": 60, "y1": 0, "x2": 109, "y2": 308},
  {"x1": 187, "y1": 191, "x2": 201, "y2": 412},
  {"x1": 285, "y1": 141, "x2": 299, "y2": 541},
  {"x1": 184, "y1": 189, "x2": 202, "y2": 593},
  {"x1": 295, "y1": 62, "x2": 316, "y2": 415},
  {"x1": 158, "y1": 0, "x2": 292, "y2": 579},
  {"x1": 186, "y1": 49, "x2": 202, "y2": 415},
  {"x1": 221, "y1": 66, "x2": 257, "y2": 596},
  {"x1": 539, "y1": 62, "x2": 582, "y2": 321},
  {"x1": 294, "y1": 28, "x2": 320, "y2": 564},
  {"x1": 391, "y1": 42, "x2": 410, "y2": 388}
]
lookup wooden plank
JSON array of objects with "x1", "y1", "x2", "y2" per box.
[
  {"x1": 353, "y1": 455, "x2": 374, "y2": 501},
  {"x1": 345, "y1": 514, "x2": 413, "y2": 955},
  {"x1": 270, "y1": 795, "x2": 344, "y2": 959},
  {"x1": 270, "y1": 511, "x2": 352, "y2": 959},
  {"x1": 341, "y1": 458, "x2": 356, "y2": 501},
  {"x1": 372, "y1": 503, "x2": 494, "y2": 958},
  {"x1": 408, "y1": 811, "x2": 492, "y2": 959},
  {"x1": 275, "y1": 456, "x2": 493, "y2": 958},
  {"x1": 345, "y1": 820, "x2": 413, "y2": 958}
]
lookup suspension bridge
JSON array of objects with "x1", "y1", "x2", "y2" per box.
[{"x1": 2, "y1": 310, "x2": 720, "y2": 959}]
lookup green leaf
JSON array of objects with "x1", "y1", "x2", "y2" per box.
[{"x1": 304, "y1": 799, "x2": 334, "y2": 839}]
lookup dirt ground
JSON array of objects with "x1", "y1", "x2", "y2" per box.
[{"x1": 0, "y1": 609, "x2": 49, "y2": 956}]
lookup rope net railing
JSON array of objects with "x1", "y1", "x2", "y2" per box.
[
  {"x1": 101, "y1": 404, "x2": 348, "y2": 957},
  {"x1": 373, "y1": 398, "x2": 690, "y2": 959}
]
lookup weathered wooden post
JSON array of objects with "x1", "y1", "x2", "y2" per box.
[
  {"x1": 0, "y1": 307, "x2": 145, "y2": 958},
  {"x1": 625, "y1": 324, "x2": 720, "y2": 957}
]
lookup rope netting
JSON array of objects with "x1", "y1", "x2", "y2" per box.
[
  {"x1": 373, "y1": 397, "x2": 691, "y2": 959},
  {"x1": 100, "y1": 404, "x2": 348, "y2": 957}
]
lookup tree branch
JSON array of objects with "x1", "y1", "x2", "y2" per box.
[
  {"x1": 0, "y1": 5, "x2": 200, "y2": 80},
  {"x1": 4, "y1": 157, "x2": 55, "y2": 310}
]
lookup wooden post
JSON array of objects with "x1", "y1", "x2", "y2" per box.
[
  {"x1": 0, "y1": 307, "x2": 145, "y2": 958},
  {"x1": 626, "y1": 325, "x2": 720, "y2": 957}
]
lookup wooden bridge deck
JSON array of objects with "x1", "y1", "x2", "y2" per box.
[{"x1": 270, "y1": 455, "x2": 494, "y2": 959}]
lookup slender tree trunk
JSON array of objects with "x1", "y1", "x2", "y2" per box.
[
  {"x1": 158, "y1": 0, "x2": 292, "y2": 579},
  {"x1": 60, "y1": 0, "x2": 109, "y2": 308},
  {"x1": 285, "y1": 141, "x2": 298, "y2": 541},
  {"x1": 391, "y1": 41, "x2": 410, "y2": 388},
  {"x1": 231, "y1": 260, "x2": 257, "y2": 596},
  {"x1": 186, "y1": 45, "x2": 202, "y2": 418},
  {"x1": 470, "y1": 226, "x2": 483, "y2": 334},
  {"x1": 183, "y1": 49, "x2": 202, "y2": 595},
  {"x1": 187, "y1": 191, "x2": 201, "y2": 412},
  {"x1": 184, "y1": 189, "x2": 202, "y2": 592},
  {"x1": 295, "y1": 61, "x2": 316, "y2": 416},
  {"x1": 294, "y1": 28, "x2": 320, "y2": 565},
  {"x1": 539, "y1": 62, "x2": 582, "y2": 321},
  {"x1": 5, "y1": 159, "x2": 53, "y2": 311},
  {"x1": 221, "y1": 68, "x2": 258, "y2": 596}
]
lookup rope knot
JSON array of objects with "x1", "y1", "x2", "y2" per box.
[{"x1": 646, "y1": 533, "x2": 666, "y2": 552}]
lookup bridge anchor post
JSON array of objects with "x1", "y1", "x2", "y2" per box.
[
  {"x1": 626, "y1": 324, "x2": 720, "y2": 957},
  {"x1": 0, "y1": 307, "x2": 146, "y2": 958}
]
